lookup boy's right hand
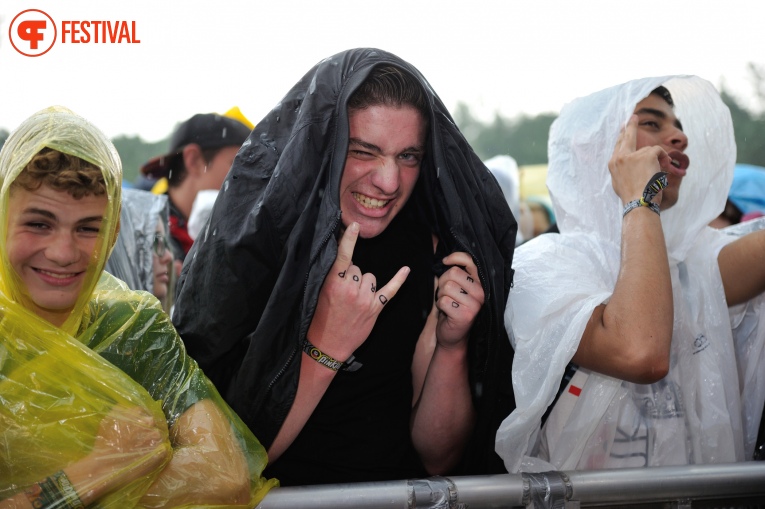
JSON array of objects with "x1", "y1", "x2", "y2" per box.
[
  {"x1": 609, "y1": 114, "x2": 673, "y2": 205},
  {"x1": 67, "y1": 406, "x2": 170, "y2": 504},
  {"x1": 306, "y1": 222, "x2": 410, "y2": 363}
]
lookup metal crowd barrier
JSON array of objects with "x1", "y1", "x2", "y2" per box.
[{"x1": 255, "y1": 462, "x2": 765, "y2": 508}]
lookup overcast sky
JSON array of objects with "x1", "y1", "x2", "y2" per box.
[{"x1": 1, "y1": 0, "x2": 763, "y2": 142}]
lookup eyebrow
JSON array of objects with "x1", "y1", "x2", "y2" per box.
[
  {"x1": 635, "y1": 107, "x2": 684, "y2": 131},
  {"x1": 349, "y1": 138, "x2": 425, "y2": 155},
  {"x1": 23, "y1": 207, "x2": 104, "y2": 224}
]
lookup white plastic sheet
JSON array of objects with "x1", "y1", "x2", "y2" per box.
[{"x1": 496, "y1": 76, "x2": 765, "y2": 473}]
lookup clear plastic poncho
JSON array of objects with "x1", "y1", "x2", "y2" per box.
[
  {"x1": 0, "y1": 107, "x2": 276, "y2": 506},
  {"x1": 496, "y1": 76, "x2": 765, "y2": 472},
  {"x1": 104, "y1": 188, "x2": 169, "y2": 294}
]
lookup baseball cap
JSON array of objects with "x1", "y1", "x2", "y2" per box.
[{"x1": 141, "y1": 110, "x2": 252, "y2": 179}]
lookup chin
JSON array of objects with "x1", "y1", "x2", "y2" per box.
[{"x1": 358, "y1": 223, "x2": 388, "y2": 239}]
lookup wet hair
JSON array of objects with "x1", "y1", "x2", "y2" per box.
[
  {"x1": 347, "y1": 65, "x2": 430, "y2": 122},
  {"x1": 651, "y1": 85, "x2": 674, "y2": 107},
  {"x1": 12, "y1": 148, "x2": 106, "y2": 199}
]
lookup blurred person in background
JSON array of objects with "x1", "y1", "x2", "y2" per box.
[
  {"x1": 484, "y1": 155, "x2": 533, "y2": 245},
  {"x1": 140, "y1": 108, "x2": 252, "y2": 266},
  {"x1": 105, "y1": 188, "x2": 175, "y2": 311},
  {"x1": 710, "y1": 163, "x2": 765, "y2": 228}
]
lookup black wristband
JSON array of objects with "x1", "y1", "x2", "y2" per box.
[{"x1": 302, "y1": 338, "x2": 362, "y2": 372}]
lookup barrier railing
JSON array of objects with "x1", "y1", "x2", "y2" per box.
[{"x1": 255, "y1": 462, "x2": 765, "y2": 508}]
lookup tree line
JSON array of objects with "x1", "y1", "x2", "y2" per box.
[{"x1": 1, "y1": 74, "x2": 763, "y2": 183}]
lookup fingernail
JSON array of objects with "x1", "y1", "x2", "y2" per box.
[{"x1": 350, "y1": 222, "x2": 359, "y2": 233}]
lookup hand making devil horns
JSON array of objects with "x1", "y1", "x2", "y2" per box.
[{"x1": 305, "y1": 222, "x2": 411, "y2": 363}]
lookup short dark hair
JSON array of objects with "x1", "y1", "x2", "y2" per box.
[
  {"x1": 12, "y1": 148, "x2": 105, "y2": 199},
  {"x1": 348, "y1": 65, "x2": 429, "y2": 122},
  {"x1": 651, "y1": 85, "x2": 674, "y2": 107}
]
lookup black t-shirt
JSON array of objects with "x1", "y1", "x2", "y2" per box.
[{"x1": 266, "y1": 206, "x2": 434, "y2": 485}]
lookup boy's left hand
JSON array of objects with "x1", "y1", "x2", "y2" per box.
[{"x1": 435, "y1": 252, "x2": 484, "y2": 349}]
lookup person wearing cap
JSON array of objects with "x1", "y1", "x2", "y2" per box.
[
  {"x1": 495, "y1": 78, "x2": 765, "y2": 473},
  {"x1": 141, "y1": 109, "x2": 252, "y2": 262}
]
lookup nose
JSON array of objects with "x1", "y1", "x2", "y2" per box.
[
  {"x1": 669, "y1": 126, "x2": 688, "y2": 152},
  {"x1": 45, "y1": 232, "x2": 80, "y2": 266},
  {"x1": 370, "y1": 158, "x2": 401, "y2": 195},
  {"x1": 159, "y1": 247, "x2": 174, "y2": 266}
]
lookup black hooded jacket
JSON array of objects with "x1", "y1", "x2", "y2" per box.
[{"x1": 173, "y1": 48, "x2": 517, "y2": 475}]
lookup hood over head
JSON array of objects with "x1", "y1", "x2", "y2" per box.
[
  {"x1": 105, "y1": 188, "x2": 168, "y2": 293},
  {"x1": 497, "y1": 76, "x2": 737, "y2": 472},
  {"x1": 549, "y1": 76, "x2": 735, "y2": 261},
  {"x1": 0, "y1": 106, "x2": 122, "y2": 335},
  {"x1": 174, "y1": 48, "x2": 517, "y2": 472}
]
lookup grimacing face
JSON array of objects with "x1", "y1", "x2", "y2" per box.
[
  {"x1": 633, "y1": 93, "x2": 690, "y2": 210},
  {"x1": 6, "y1": 184, "x2": 107, "y2": 326},
  {"x1": 339, "y1": 104, "x2": 426, "y2": 239}
]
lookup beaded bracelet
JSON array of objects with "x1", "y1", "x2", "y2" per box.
[
  {"x1": 303, "y1": 338, "x2": 362, "y2": 372},
  {"x1": 623, "y1": 171, "x2": 668, "y2": 218}
]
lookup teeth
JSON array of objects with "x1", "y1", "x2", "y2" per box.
[
  {"x1": 39, "y1": 269, "x2": 77, "y2": 279},
  {"x1": 671, "y1": 159, "x2": 680, "y2": 168},
  {"x1": 353, "y1": 193, "x2": 389, "y2": 209}
]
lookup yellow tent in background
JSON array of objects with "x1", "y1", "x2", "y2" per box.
[{"x1": 518, "y1": 164, "x2": 549, "y2": 199}]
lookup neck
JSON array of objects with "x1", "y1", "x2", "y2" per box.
[{"x1": 168, "y1": 180, "x2": 196, "y2": 219}]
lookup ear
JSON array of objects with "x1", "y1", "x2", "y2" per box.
[{"x1": 181, "y1": 144, "x2": 206, "y2": 179}]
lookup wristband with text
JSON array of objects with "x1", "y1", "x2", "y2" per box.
[
  {"x1": 302, "y1": 338, "x2": 363, "y2": 372},
  {"x1": 623, "y1": 171, "x2": 668, "y2": 218}
]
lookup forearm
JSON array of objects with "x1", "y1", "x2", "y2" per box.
[
  {"x1": 1, "y1": 447, "x2": 165, "y2": 509},
  {"x1": 575, "y1": 206, "x2": 674, "y2": 383},
  {"x1": 411, "y1": 341, "x2": 475, "y2": 474},
  {"x1": 141, "y1": 399, "x2": 250, "y2": 508},
  {"x1": 719, "y1": 229, "x2": 765, "y2": 306},
  {"x1": 268, "y1": 353, "x2": 336, "y2": 463}
]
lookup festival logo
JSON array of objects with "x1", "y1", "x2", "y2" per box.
[
  {"x1": 9, "y1": 9, "x2": 56, "y2": 57},
  {"x1": 8, "y1": 9, "x2": 141, "y2": 57}
]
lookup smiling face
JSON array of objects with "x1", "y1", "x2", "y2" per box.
[
  {"x1": 6, "y1": 185, "x2": 107, "y2": 326},
  {"x1": 339, "y1": 104, "x2": 426, "y2": 238},
  {"x1": 633, "y1": 92, "x2": 690, "y2": 210}
]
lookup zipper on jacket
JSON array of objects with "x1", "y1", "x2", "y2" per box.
[
  {"x1": 302, "y1": 213, "x2": 342, "y2": 300},
  {"x1": 265, "y1": 213, "x2": 341, "y2": 396}
]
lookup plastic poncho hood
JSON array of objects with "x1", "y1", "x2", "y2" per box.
[
  {"x1": 495, "y1": 76, "x2": 765, "y2": 473},
  {"x1": 105, "y1": 188, "x2": 169, "y2": 294},
  {"x1": 0, "y1": 106, "x2": 122, "y2": 336},
  {"x1": 549, "y1": 76, "x2": 733, "y2": 258}
]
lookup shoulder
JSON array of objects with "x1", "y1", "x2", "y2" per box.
[{"x1": 81, "y1": 272, "x2": 173, "y2": 350}]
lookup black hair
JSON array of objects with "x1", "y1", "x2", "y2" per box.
[
  {"x1": 651, "y1": 85, "x2": 674, "y2": 107},
  {"x1": 347, "y1": 65, "x2": 429, "y2": 122}
]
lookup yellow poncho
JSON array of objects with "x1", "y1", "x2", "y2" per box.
[{"x1": 0, "y1": 107, "x2": 276, "y2": 507}]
